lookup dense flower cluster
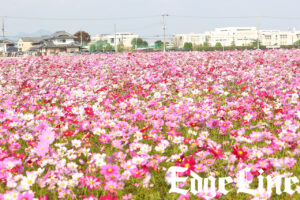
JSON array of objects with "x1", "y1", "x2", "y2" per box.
[{"x1": 0, "y1": 50, "x2": 299, "y2": 200}]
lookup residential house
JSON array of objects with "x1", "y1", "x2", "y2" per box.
[
  {"x1": 18, "y1": 37, "x2": 41, "y2": 52},
  {"x1": 0, "y1": 39, "x2": 18, "y2": 56},
  {"x1": 30, "y1": 31, "x2": 81, "y2": 55}
]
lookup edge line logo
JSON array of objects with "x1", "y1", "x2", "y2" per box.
[{"x1": 166, "y1": 166, "x2": 299, "y2": 199}]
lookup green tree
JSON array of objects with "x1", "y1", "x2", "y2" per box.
[
  {"x1": 231, "y1": 41, "x2": 236, "y2": 47},
  {"x1": 215, "y1": 42, "x2": 222, "y2": 48},
  {"x1": 131, "y1": 38, "x2": 148, "y2": 49},
  {"x1": 117, "y1": 42, "x2": 125, "y2": 52},
  {"x1": 154, "y1": 40, "x2": 163, "y2": 49},
  {"x1": 90, "y1": 40, "x2": 112, "y2": 51},
  {"x1": 105, "y1": 43, "x2": 113, "y2": 51},
  {"x1": 89, "y1": 44, "x2": 96, "y2": 51},
  {"x1": 294, "y1": 40, "x2": 300, "y2": 46},
  {"x1": 203, "y1": 42, "x2": 209, "y2": 47},
  {"x1": 202, "y1": 42, "x2": 209, "y2": 50},
  {"x1": 183, "y1": 42, "x2": 193, "y2": 51},
  {"x1": 251, "y1": 39, "x2": 261, "y2": 48}
]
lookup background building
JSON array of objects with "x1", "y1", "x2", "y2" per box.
[
  {"x1": 91, "y1": 32, "x2": 138, "y2": 49},
  {"x1": 209, "y1": 27, "x2": 257, "y2": 46},
  {"x1": 171, "y1": 27, "x2": 300, "y2": 48},
  {"x1": 18, "y1": 37, "x2": 41, "y2": 52},
  {"x1": 172, "y1": 33, "x2": 207, "y2": 48},
  {"x1": 260, "y1": 28, "x2": 300, "y2": 46},
  {"x1": 0, "y1": 39, "x2": 17, "y2": 56},
  {"x1": 30, "y1": 31, "x2": 81, "y2": 55}
]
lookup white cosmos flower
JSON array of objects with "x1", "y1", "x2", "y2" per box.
[{"x1": 153, "y1": 92, "x2": 161, "y2": 98}]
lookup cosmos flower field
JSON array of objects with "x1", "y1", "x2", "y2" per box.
[{"x1": 0, "y1": 50, "x2": 299, "y2": 200}]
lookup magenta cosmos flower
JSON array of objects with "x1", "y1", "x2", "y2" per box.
[{"x1": 206, "y1": 119, "x2": 219, "y2": 129}]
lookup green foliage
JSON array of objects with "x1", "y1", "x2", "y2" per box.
[
  {"x1": 154, "y1": 40, "x2": 163, "y2": 49},
  {"x1": 294, "y1": 40, "x2": 300, "y2": 46},
  {"x1": 251, "y1": 39, "x2": 261, "y2": 47},
  {"x1": 231, "y1": 41, "x2": 236, "y2": 47},
  {"x1": 183, "y1": 42, "x2": 193, "y2": 51},
  {"x1": 89, "y1": 40, "x2": 113, "y2": 51},
  {"x1": 117, "y1": 42, "x2": 125, "y2": 52},
  {"x1": 131, "y1": 38, "x2": 148, "y2": 49},
  {"x1": 215, "y1": 42, "x2": 222, "y2": 48},
  {"x1": 89, "y1": 44, "x2": 96, "y2": 51},
  {"x1": 203, "y1": 42, "x2": 209, "y2": 47}
]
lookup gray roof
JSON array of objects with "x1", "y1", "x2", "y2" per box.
[
  {"x1": 42, "y1": 40, "x2": 81, "y2": 48},
  {"x1": 28, "y1": 31, "x2": 81, "y2": 51},
  {"x1": 29, "y1": 41, "x2": 81, "y2": 51},
  {"x1": 0, "y1": 39, "x2": 15, "y2": 44},
  {"x1": 6, "y1": 46, "x2": 18, "y2": 53},
  {"x1": 50, "y1": 31, "x2": 76, "y2": 39},
  {"x1": 19, "y1": 37, "x2": 42, "y2": 42},
  {"x1": 32, "y1": 36, "x2": 51, "y2": 44}
]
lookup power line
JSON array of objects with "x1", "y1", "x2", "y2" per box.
[
  {"x1": 169, "y1": 15, "x2": 300, "y2": 20},
  {"x1": 4, "y1": 15, "x2": 160, "y2": 21}
]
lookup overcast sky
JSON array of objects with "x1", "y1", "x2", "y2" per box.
[{"x1": 1, "y1": 0, "x2": 300, "y2": 40}]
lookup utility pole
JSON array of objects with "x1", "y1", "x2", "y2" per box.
[
  {"x1": 80, "y1": 30, "x2": 83, "y2": 47},
  {"x1": 162, "y1": 14, "x2": 168, "y2": 52},
  {"x1": 1, "y1": 16, "x2": 5, "y2": 57},
  {"x1": 136, "y1": 38, "x2": 138, "y2": 50},
  {"x1": 114, "y1": 24, "x2": 117, "y2": 53},
  {"x1": 257, "y1": 16, "x2": 260, "y2": 50}
]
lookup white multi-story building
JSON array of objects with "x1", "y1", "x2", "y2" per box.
[
  {"x1": 91, "y1": 32, "x2": 139, "y2": 49},
  {"x1": 260, "y1": 28, "x2": 300, "y2": 46},
  {"x1": 209, "y1": 27, "x2": 258, "y2": 46},
  {"x1": 172, "y1": 33, "x2": 207, "y2": 48},
  {"x1": 172, "y1": 27, "x2": 300, "y2": 48}
]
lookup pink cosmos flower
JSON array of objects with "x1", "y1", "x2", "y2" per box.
[
  {"x1": 83, "y1": 194, "x2": 98, "y2": 200},
  {"x1": 17, "y1": 192, "x2": 34, "y2": 200},
  {"x1": 9, "y1": 143, "x2": 21, "y2": 151},
  {"x1": 81, "y1": 175, "x2": 101, "y2": 190},
  {"x1": 99, "y1": 135, "x2": 110, "y2": 144},
  {"x1": 39, "y1": 130, "x2": 55, "y2": 144},
  {"x1": 80, "y1": 120, "x2": 90, "y2": 130},
  {"x1": 101, "y1": 164, "x2": 120, "y2": 180},
  {"x1": 104, "y1": 180, "x2": 119, "y2": 192},
  {"x1": 206, "y1": 119, "x2": 219, "y2": 129},
  {"x1": 39, "y1": 195, "x2": 49, "y2": 200},
  {"x1": 35, "y1": 121, "x2": 49, "y2": 132},
  {"x1": 58, "y1": 189, "x2": 72, "y2": 198},
  {"x1": 122, "y1": 193, "x2": 133, "y2": 200},
  {"x1": 178, "y1": 193, "x2": 190, "y2": 200},
  {"x1": 0, "y1": 165, "x2": 7, "y2": 179},
  {"x1": 36, "y1": 142, "x2": 49, "y2": 157}
]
